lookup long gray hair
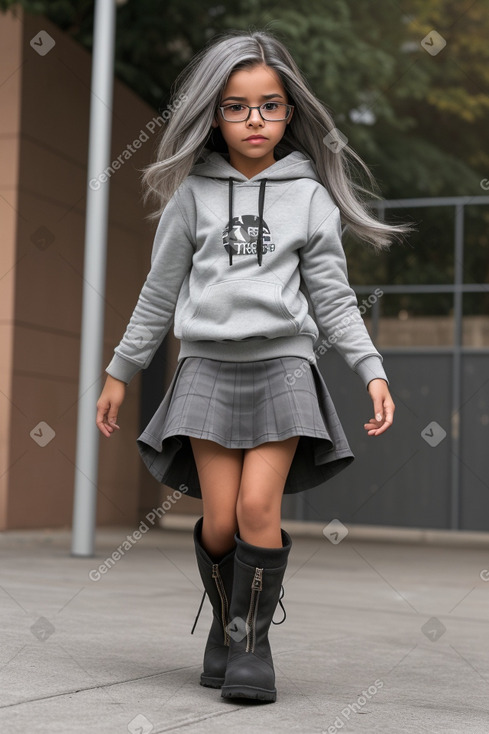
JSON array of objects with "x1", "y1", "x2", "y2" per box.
[{"x1": 140, "y1": 29, "x2": 413, "y2": 250}]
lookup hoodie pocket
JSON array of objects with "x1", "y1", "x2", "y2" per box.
[{"x1": 180, "y1": 278, "x2": 302, "y2": 341}]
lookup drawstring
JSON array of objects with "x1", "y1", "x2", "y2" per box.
[
  {"x1": 190, "y1": 584, "x2": 287, "y2": 633},
  {"x1": 257, "y1": 178, "x2": 267, "y2": 266},
  {"x1": 228, "y1": 178, "x2": 234, "y2": 266},
  {"x1": 227, "y1": 177, "x2": 267, "y2": 266}
]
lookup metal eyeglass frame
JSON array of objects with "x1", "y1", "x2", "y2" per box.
[{"x1": 218, "y1": 102, "x2": 294, "y2": 122}]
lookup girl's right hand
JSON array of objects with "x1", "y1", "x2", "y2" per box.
[{"x1": 96, "y1": 374, "x2": 126, "y2": 437}]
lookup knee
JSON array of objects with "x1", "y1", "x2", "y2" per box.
[
  {"x1": 202, "y1": 514, "x2": 238, "y2": 545},
  {"x1": 236, "y1": 488, "x2": 278, "y2": 532}
]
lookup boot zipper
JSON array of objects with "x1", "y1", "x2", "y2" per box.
[
  {"x1": 246, "y1": 567, "x2": 263, "y2": 653},
  {"x1": 212, "y1": 563, "x2": 230, "y2": 645}
]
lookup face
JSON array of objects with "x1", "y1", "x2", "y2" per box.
[{"x1": 212, "y1": 64, "x2": 294, "y2": 173}]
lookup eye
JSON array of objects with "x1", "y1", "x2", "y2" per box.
[
  {"x1": 262, "y1": 102, "x2": 279, "y2": 111},
  {"x1": 226, "y1": 104, "x2": 245, "y2": 112}
]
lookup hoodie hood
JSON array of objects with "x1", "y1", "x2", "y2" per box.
[{"x1": 189, "y1": 150, "x2": 320, "y2": 266}]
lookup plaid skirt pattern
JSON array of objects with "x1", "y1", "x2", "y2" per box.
[{"x1": 136, "y1": 355, "x2": 355, "y2": 498}]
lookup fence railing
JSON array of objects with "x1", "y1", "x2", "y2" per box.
[{"x1": 351, "y1": 195, "x2": 489, "y2": 529}]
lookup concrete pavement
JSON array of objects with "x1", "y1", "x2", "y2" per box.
[{"x1": 1, "y1": 522, "x2": 488, "y2": 733}]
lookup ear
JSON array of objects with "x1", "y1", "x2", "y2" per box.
[
  {"x1": 211, "y1": 112, "x2": 219, "y2": 129},
  {"x1": 286, "y1": 107, "x2": 294, "y2": 125}
]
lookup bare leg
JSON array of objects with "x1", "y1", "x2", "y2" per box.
[
  {"x1": 189, "y1": 435, "x2": 300, "y2": 552},
  {"x1": 189, "y1": 437, "x2": 243, "y2": 558},
  {"x1": 237, "y1": 436, "x2": 300, "y2": 548}
]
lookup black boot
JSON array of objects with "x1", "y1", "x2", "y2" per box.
[
  {"x1": 221, "y1": 529, "x2": 292, "y2": 702},
  {"x1": 192, "y1": 517, "x2": 236, "y2": 688}
]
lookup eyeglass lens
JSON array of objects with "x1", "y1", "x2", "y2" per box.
[{"x1": 221, "y1": 103, "x2": 290, "y2": 121}]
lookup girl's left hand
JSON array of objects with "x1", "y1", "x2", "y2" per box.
[{"x1": 364, "y1": 379, "x2": 395, "y2": 436}]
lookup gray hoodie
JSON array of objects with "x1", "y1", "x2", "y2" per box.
[{"x1": 105, "y1": 150, "x2": 388, "y2": 389}]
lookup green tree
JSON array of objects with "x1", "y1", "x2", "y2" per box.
[{"x1": 2, "y1": 0, "x2": 488, "y2": 314}]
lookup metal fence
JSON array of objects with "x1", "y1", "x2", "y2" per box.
[{"x1": 282, "y1": 195, "x2": 489, "y2": 531}]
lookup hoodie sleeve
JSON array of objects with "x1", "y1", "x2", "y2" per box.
[
  {"x1": 105, "y1": 188, "x2": 195, "y2": 385},
  {"x1": 299, "y1": 202, "x2": 388, "y2": 390}
]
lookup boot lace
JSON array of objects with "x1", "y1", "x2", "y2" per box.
[
  {"x1": 190, "y1": 585, "x2": 287, "y2": 633},
  {"x1": 190, "y1": 590, "x2": 206, "y2": 635},
  {"x1": 272, "y1": 584, "x2": 287, "y2": 625}
]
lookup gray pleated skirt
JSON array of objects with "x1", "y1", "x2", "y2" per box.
[{"x1": 136, "y1": 355, "x2": 355, "y2": 498}]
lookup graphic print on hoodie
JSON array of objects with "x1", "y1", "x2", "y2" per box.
[
  {"x1": 224, "y1": 214, "x2": 275, "y2": 262},
  {"x1": 105, "y1": 149, "x2": 387, "y2": 388}
]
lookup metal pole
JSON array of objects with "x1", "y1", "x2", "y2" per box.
[
  {"x1": 372, "y1": 202, "x2": 384, "y2": 342},
  {"x1": 450, "y1": 204, "x2": 464, "y2": 530},
  {"x1": 71, "y1": 0, "x2": 117, "y2": 556}
]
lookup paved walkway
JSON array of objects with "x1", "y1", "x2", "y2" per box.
[{"x1": 1, "y1": 523, "x2": 488, "y2": 733}]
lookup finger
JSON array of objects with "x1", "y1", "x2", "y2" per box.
[
  {"x1": 96, "y1": 419, "x2": 111, "y2": 438},
  {"x1": 373, "y1": 400, "x2": 384, "y2": 424},
  {"x1": 364, "y1": 410, "x2": 390, "y2": 435},
  {"x1": 363, "y1": 417, "x2": 382, "y2": 430},
  {"x1": 104, "y1": 419, "x2": 118, "y2": 434},
  {"x1": 368, "y1": 424, "x2": 386, "y2": 436},
  {"x1": 96, "y1": 402, "x2": 118, "y2": 437},
  {"x1": 367, "y1": 414, "x2": 392, "y2": 436},
  {"x1": 375, "y1": 401, "x2": 395, "y2": 433},
  {"x1": 96, "y1": 405, "x2": 108, "y2": 433},
  {"x1": 363, "y1": 419, "x2": 377, "y2": 429},
  {"x1": 107, "y1": 403, "x2": 120, "y2": 428},
  {"x1": 364, "y1": 421, "x2": 379, "y2": 436},
  {"x1": 384, "y1": 402, "x2": 395, "y2": 425}
]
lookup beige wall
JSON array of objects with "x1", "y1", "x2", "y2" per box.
[
  {"x1": 0, "y1": 7, "x2": 185, "y2": 529},
  {"x1": 0, "y1": 9, "x2": 23, "y2": 529},
  {"x1": 366, "y1": 315, "x2": 489, "y2": 348}
]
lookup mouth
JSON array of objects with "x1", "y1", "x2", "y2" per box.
[{"x1": 244, "y1": 135, "x2": 267, "y2": 141}]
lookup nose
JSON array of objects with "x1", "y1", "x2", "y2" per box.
[{"x1": 247, "y1": 107, "x2": 264, "y2": 125}]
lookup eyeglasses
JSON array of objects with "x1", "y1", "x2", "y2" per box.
[{"x1": 218, "y1": 102, "x2": 294, "y2": 122}]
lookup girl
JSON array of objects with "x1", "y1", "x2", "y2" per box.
[{"x1": 96, "y1": 30, "x2": 409, "y2": 703}]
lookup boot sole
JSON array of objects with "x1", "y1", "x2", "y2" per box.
[
  {"x1": 200, "y1": 675, "x2": 224, "y2": 689},
  {"x1": 221, "y1": 684, "x2": 276, "y2": 702}
]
